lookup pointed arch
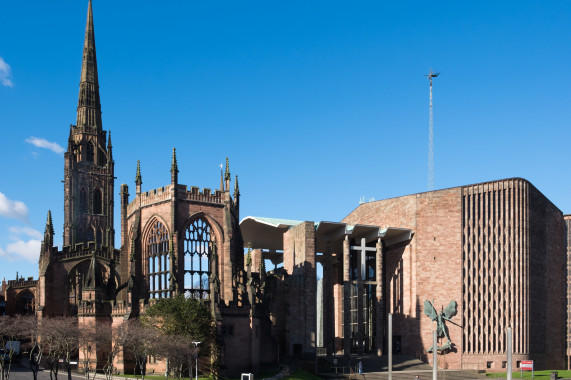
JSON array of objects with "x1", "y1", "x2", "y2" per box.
[
  {"x1": 182, "y1": 213, "x2": 219, "y2": 300},
  {"x1": 16, "y1": 289, "x2": 35, "y2": 315},
  {"x1": 143, "y1": 217, "x2": 171, "y2": 299}
]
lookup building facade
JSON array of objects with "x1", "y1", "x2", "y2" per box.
[
  {"x1": 241, "y1": 179, "x2": 567, "y2": 370},
  {"x1": 1, "y1": 0, "x2": 568, "y2": 375},
  {"x1": 26, "y1": 1, "x2": 274, "y2": 375}
]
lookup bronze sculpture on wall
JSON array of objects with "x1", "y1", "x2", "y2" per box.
[{"x1": 424, "y1": 300, "x2": 458, "y2": 353}]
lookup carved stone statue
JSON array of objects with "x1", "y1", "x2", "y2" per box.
[{"x1": 424, "y1": 300, "x2": 458, "y2": 353}]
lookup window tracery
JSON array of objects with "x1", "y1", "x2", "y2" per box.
[
  {"x1": 183, "y1": 217, "x2": 213, "y2": 299},
  {"x1": 146, "y1": 220, "x2": 170, "y2": 299}
]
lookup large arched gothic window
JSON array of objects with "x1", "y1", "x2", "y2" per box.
[
  {"x1": 146, "y1": 220, "x2": 170, "y2": 299},
  {"x1": 93, "y1": 188, "x2": 102, "y2": 214},
  {"x1": 183, "y1": 217, "x2": 213, "y2": 299}
]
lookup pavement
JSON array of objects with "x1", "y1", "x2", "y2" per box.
[{"x1": 7, "y1": 364, "x2": 87, "y2": 380}]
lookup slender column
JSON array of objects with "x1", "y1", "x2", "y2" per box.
[
  {"x1": 388, "y1": 314, "x2": 392, "y2": 380},
  {"x1": 357, "y1": 238, "x2": 364, "y2": 353},
  {"x1": 343, "y1": 235, "x2": 351, "y2": 356},
  {"x1": 323, "y1": 247, "x2": 334, "y2": 356},
  {"x1": 376, "y1": 238, "x2": 384, "y2": 356}
]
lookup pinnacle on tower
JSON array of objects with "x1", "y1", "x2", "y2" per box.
[
  {"x1": 76, "y1": 0, "x2": 102, "y2": 130},
  {"x1": 224, "y1": 157, "x2": 231, "y2": 180},
  {"x1": 42, "y1": 210, "x2": 54, "y2": 250},
  {"x1": 224, "y1": 157, "x2": 231, "y2": 190},
  {"x1": 234, "y1": 175, "x2": 240, "y2": 198},
  {"x1": 84, "y1": 252, "x2": 104, "y2": 289},
  {"x1": 170, "y1": 148, "x2": 179, "y2": 174},
  {"x1": 44, "y1": 210, "x2": 54, "y2": 237},
  {"x1": 107, "y1": 131, "x2": 112, "y2": 148},
  {"x1": 135, "y1": 160, "x2": 142, "y2": 185}
]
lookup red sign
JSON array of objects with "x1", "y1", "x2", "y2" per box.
[{"x1": 521, "y1": 360, "x2": 533, "y2": 371}]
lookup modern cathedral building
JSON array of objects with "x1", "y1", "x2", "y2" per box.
[{"x1": 1, "y1": 1, "x2": 568, "y2": 374}]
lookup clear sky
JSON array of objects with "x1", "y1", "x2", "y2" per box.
[{"x1": 1, "y1": 1, "x2": 570, "y2": 281}]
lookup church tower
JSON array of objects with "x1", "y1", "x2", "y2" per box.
[{"x1": 63, "y1": 0, "x2": 114, "y2": 248}]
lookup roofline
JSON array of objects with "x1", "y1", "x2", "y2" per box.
[{"x1": 343, "y1": 177, "x2": 563, "y2": 221}]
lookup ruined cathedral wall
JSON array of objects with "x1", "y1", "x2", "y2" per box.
[{"x1": 283, "y1": 222, "x2": 316, "y2": 358}]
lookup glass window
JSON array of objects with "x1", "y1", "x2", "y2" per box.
[{"x1": 183, "y1": 217, "x2": 213, "y2": 299}]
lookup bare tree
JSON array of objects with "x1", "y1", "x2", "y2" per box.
[
  {"x1": 158, "y1": 335, "x2": 194, "y2": 380},
  {"x1": 0, "y1": 317, "x2": 24, "y2": 380},
  {"x1": 49, "y1": 317, "x2": 79, "y2": 380},
  {"x1": 18, "y1": 315, "x2": 43, "y2": 380},
  {"x1": 40, "y1": 318, "x2": 62, "y2": 380},
  {"x1": 97, "y1": 322, "x2": 127, "y2": 380},
  {"x1": 121, "y1": 320, "x2": 158, "y2": 380},
  {"x1": 79, "y1": 322, "x2": 97, "y2": 380}
]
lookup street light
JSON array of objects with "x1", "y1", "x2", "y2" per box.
[{"x1": 192, "y1": 341, "x2": 201, "y2": 380}]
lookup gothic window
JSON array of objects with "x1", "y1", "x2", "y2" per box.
[
  {"x1": 96, "y1": 229, "x2": 102, "y2": 246},
  {"x1": 86, "y1": 142, "x2": 94, "y2": 163},
  {"x1": 77, "y1": 228, "x2": 84, "y2": 243},
  {"x1": 183, "y1": 217, "x2": 213, "y2": 299},
  {"x1": 93, "y1": 188, "x2": 102, "y2": 214},
  {"x1": 146, "y1": 220, "x2": 170, "y2": 299},
  {"x1": 18, "y1": 291, "x2": 35, "y2": 315},
  {"x1": 79, "y1": 188, "x2": 87, "y2": 213}
]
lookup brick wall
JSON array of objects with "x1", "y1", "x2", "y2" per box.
[
  {"x1": 283, "y1": 222, "x2": 317, "y2": 357},
  {"x1": 341, "y1": 179, "x2": 566, "y2": 370}
]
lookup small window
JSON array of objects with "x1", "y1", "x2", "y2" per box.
[
  {"x1": 486, "y1": 361, "x2": 493, "y2": 369},
  {"x1": 86, "y1": 143, "x2": 94, "y2": 163}
]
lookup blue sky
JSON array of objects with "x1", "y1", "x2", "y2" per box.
[{"x1": 1, "y1": 1, "x2": 570, "y2": 281}]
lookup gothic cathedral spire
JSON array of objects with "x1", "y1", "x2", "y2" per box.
[
  {"x1": 77, "y1": 0, "x2": 102, "y2": 130},
  {"x1": 63, "y1": 0, "x2": 114, "y2": 248}
]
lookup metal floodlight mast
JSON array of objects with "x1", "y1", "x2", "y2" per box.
[{"x1": 425, "y1": 69, "x2": 440, "y2": 191}]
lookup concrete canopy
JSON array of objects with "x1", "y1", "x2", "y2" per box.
[{"x1": 239, "y1": 216, "x2": 412, "y2": 254}]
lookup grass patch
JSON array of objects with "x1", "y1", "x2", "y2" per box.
[
  {"x1": 119, "y1": 376, "x2": 212, "y2": 380},
  {"x1": 486, "y1": 370, "x2": 571, "y2": 379},
  {"x1": 257, "y1": 368, "x2": 282, "y2": 379},
  {"x1": 284, "y1": 369, "x2": 323, "y2": 380}
]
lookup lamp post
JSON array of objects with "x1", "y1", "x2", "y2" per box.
[{"x1": 192, "y1": 341, "x2": 201, "y2": 380}]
